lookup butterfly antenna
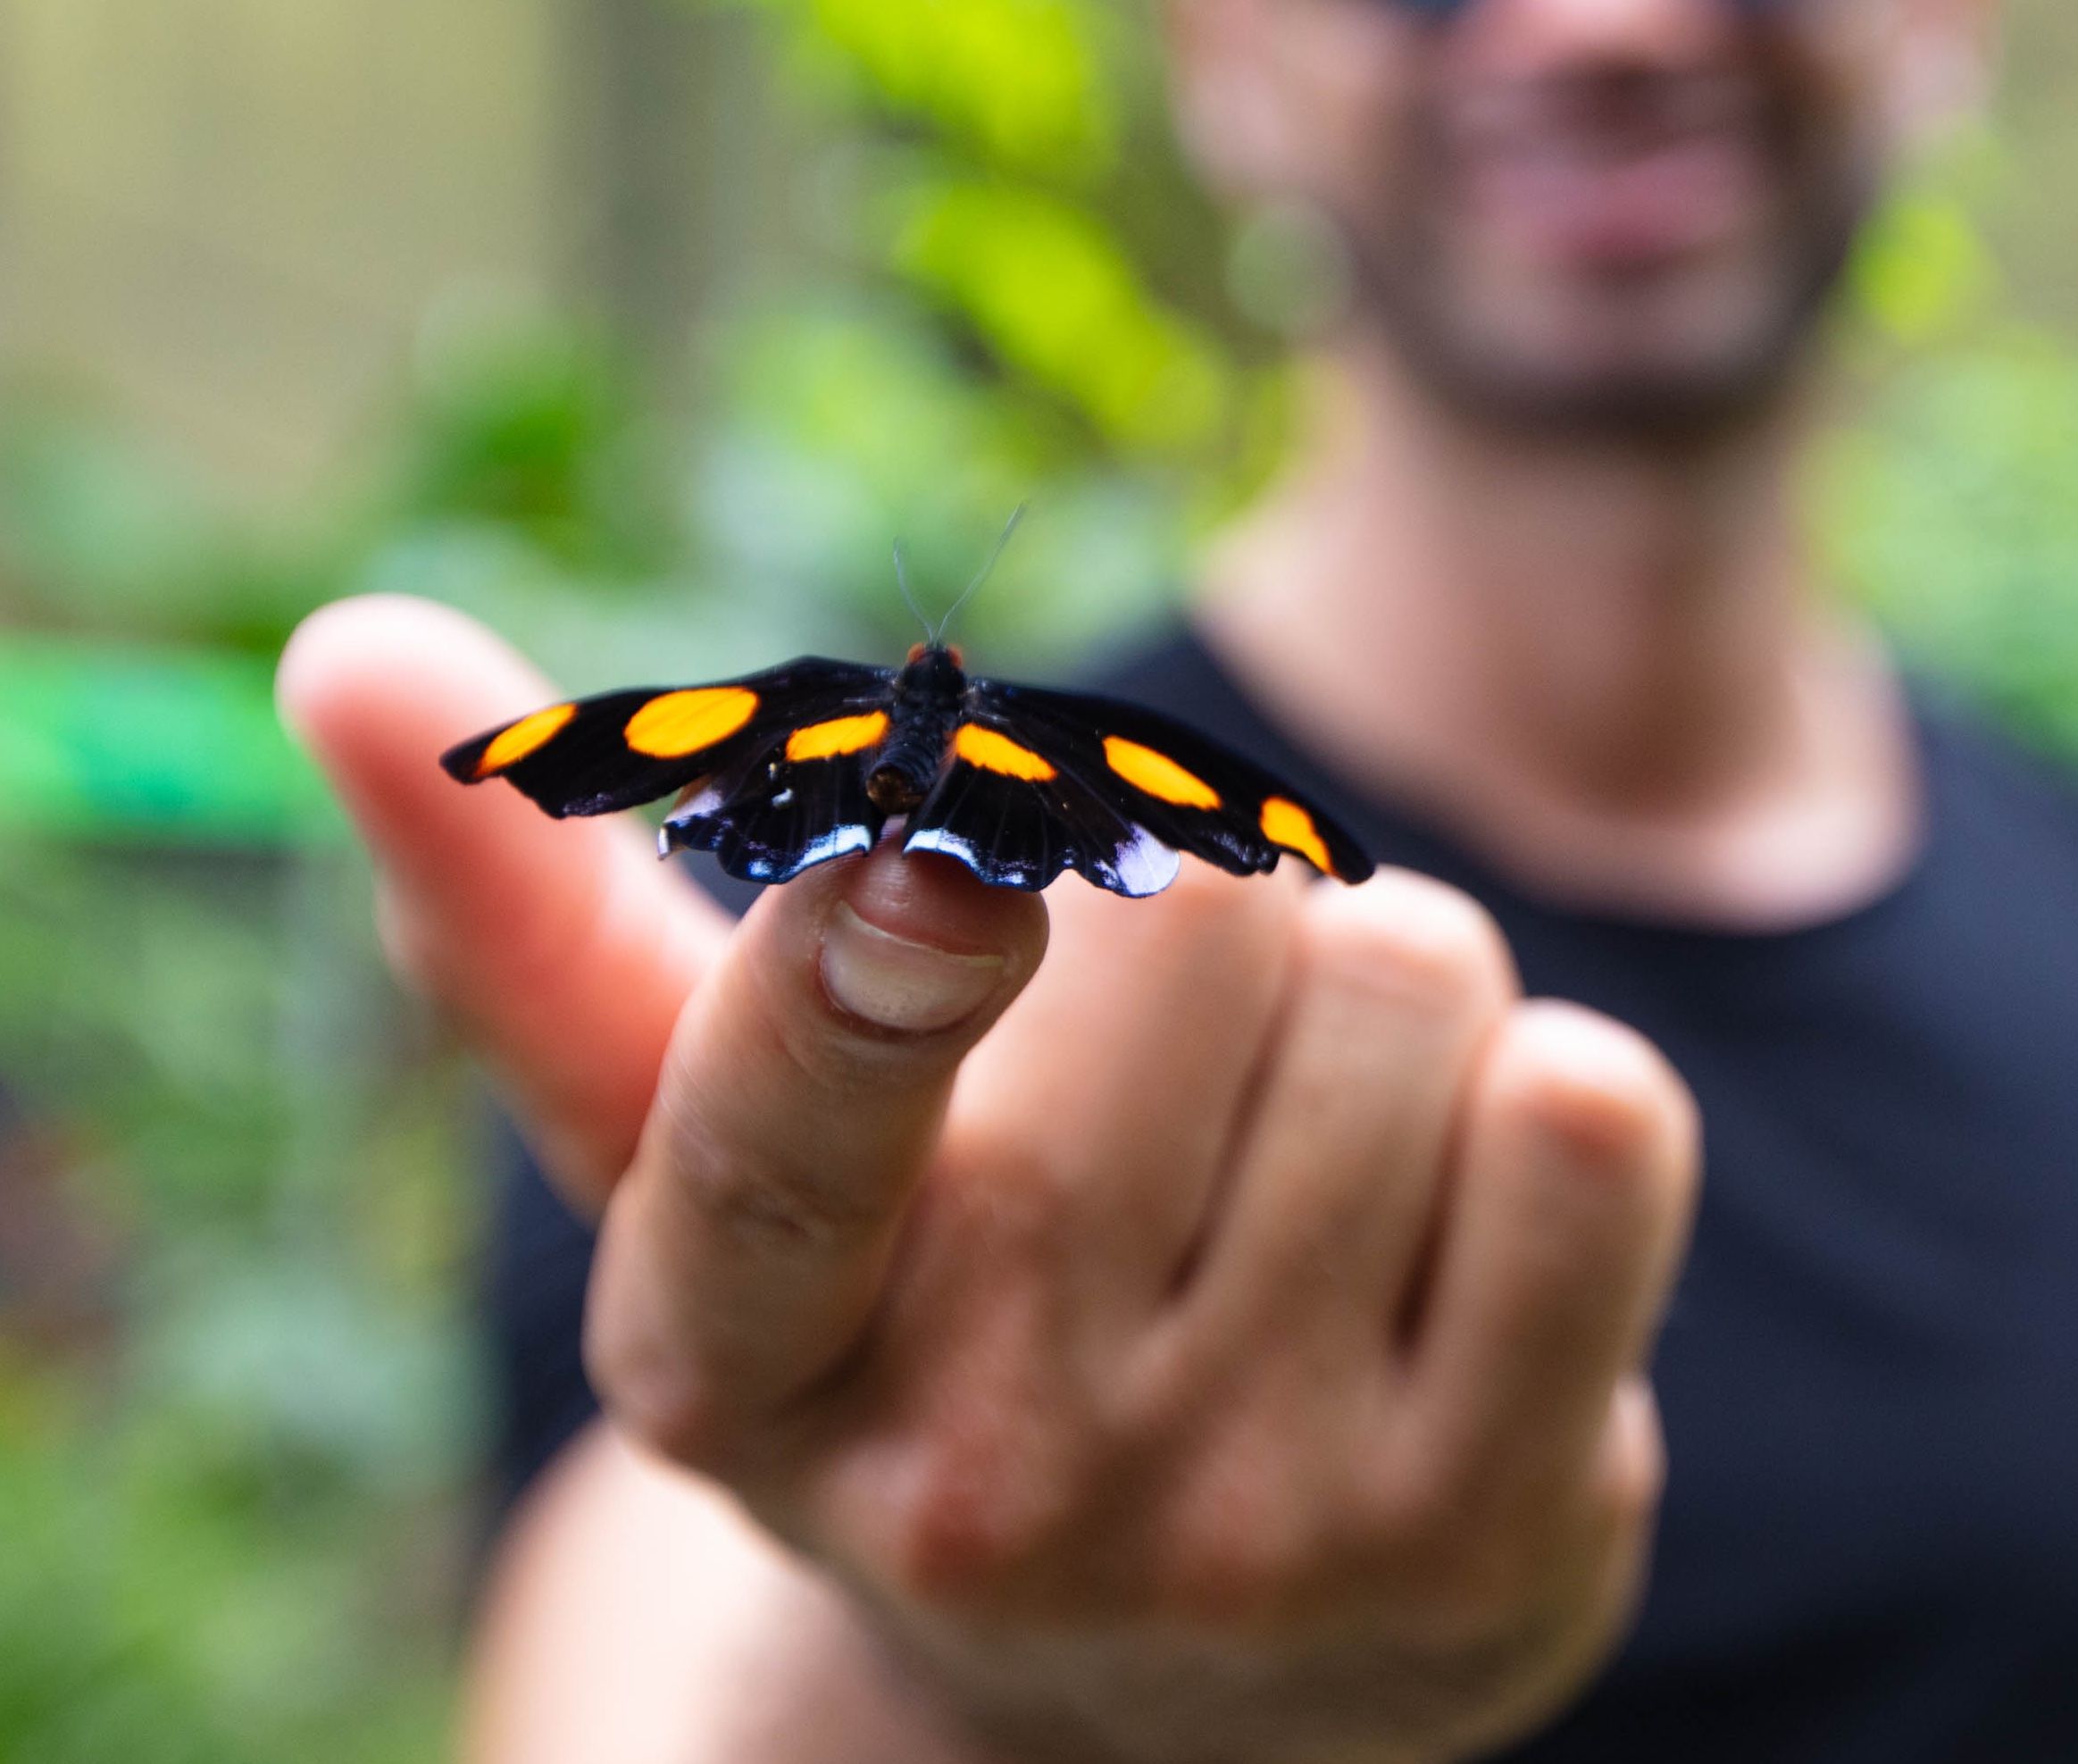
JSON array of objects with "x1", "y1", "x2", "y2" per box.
[
  {"x1": 931, "y1": 504, "x2": 1027, "y2": 646},
  {"x1": 893, "y1": 540, "x2": 932, "y2": 642}
]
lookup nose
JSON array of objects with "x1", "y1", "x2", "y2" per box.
[{"x1": 1465, "y1": 0, "x2": 1740, "y2": 72}]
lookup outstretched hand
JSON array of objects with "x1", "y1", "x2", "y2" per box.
[{"x1": 281, "y1": 595, "x2": 1699, "y2": 1764}]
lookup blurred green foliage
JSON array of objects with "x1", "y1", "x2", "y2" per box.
[
  {"x1": 3, "y1": 5, "x2": 1248, "y2": 1755},
  {"x1": 1823, "y1": 158, "x2": 2078, "y2": 753},
  {"x1": 0, "y1": 837, "x2": 476, "y2": 1763},
  {"x1": 0, "y1": 4, "x2": 2075, "y2": 1762}
]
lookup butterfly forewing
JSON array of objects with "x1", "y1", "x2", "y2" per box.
[
  {"x1": 439, "y1": 657, "x2": 894, "y2": 822},
  {"x1": 442, "y1": 642, "x2": 1373, "y2": 898},
  {"x1": 950, "y1": 678, "x2": 1374, "y2": 889}
]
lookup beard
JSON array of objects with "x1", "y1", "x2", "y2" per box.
[{"x1": 1339, "y1": 72, "x2": 1880, "y2": 445}]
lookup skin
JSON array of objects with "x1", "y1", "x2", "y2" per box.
[{"x1": 279, "y1": 0, "x2": 1993, "y2": 1759}]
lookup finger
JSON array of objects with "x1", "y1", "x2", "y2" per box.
[
  {"x1": 584, "y1": 839, "x2": 1048, "y2": 1470},
  {"x1": 1412, "y1": 999, "x2": 1700, "y2": 1497},
  {"x1": 278, "y1": 594, "x2": 730, "y2": 1205},
  {"x1": 1185, "y1": 871, "x2": 1516, "y2": 1342},
  {"x1": 946, "y1": 864, "x2": 1302, "y2": 1315}
]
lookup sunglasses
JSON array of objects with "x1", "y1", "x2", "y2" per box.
[{"x1": 1388, "y1": 0, "x2": 1780, "y2": 18}]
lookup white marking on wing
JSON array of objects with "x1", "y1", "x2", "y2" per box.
[
  {"x1": 903, "y1": 825, "x2": 976, "y2": 865},
  {"x1": 667, "y1": 782, "x2": 726, "y2": 823},
  {"x1": 788, "y1": 824, "x2": 875, "y2": 874},
  {"x1": 1108, "y1": 823, "x2": 1181, "y2": 897}
]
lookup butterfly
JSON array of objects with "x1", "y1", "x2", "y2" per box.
[{"x1": 439, "y1": 526, "x2": 1373, "y2": 899}]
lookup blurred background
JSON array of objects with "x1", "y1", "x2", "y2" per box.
[{"x1": 0, "y1": 1, "x2": 2073, "y2": 1757}]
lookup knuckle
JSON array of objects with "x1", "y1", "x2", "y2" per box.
[
  {"x1": 890, "y1": 1426, "x2": 1081, "y2": 1609},
  {"x1": 1167, "y1": 1535, "x2": 1302, "y2": 1632},
  {"x1": 874, "y1": 1301, "x2": 1097, "y2": 1609},
  {"x1": 657, "y1": 1089, "x2": 891, "y2": 1257},
  {"x1": 1593, "y1": 1383, "x2": 1668, "y2": 1535},
  {"x1": 1162, "y1": 1460, "x2": 1312, "y2": 1631},
  {"x1": 958, "y1": 1142, "x2": 1081, "y2": 1275},
  {"x1": 694, "y1": 1153, "x2": 888, "y2": 1256},
  {"x1": 1488, "y1": 1001, "x2": 1698, "y2": 1183},
  {"x1": 895, "y1": 1495, "x2": 1040, "y2": 1609},
  {"x1": 1108, "y1": 1323, "x2": 1212, "y2": 1450},
  {"x1": 1306, "y1": 869, "x2": 1517, "y2": 1020},
  {"x1": 582, "y1": 1301, "x2": 733, "y2": 1472},
  {"x1": 1370, "y1": 1435, "x2": 1496, "y2": 1559}
]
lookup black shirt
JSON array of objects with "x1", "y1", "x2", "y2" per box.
[{"x1": 484, "y1": 625, "x2": 2078, "y2": 1762}]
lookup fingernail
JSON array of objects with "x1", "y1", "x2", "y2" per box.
[{"x1": 821, "y1": 902, "x2": 1006, "y2": 1033}]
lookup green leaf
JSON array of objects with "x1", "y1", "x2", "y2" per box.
[{"x1": 892, "y1": 177, "x2": 1234, "y2": 456}]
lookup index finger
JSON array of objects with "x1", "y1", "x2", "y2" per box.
[
  {"x1": 277, "y1": 594, "x2": 731, "y2": 1204},
  {"x1": 584, "y1": 840, "x2": 1047, "y2": 1472}
]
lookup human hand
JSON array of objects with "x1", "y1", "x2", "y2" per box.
[{"x1": 281, "y1": 597, "x2": 1698, "y2": 1764}]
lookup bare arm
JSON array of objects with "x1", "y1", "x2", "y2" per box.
[{"x1": 466, "y1": 1424, "x2": 989, "y2": 1764}]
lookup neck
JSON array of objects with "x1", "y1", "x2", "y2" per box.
[{"x1": 1200, "y1": 333, "x2": 1917, "y2": 928}]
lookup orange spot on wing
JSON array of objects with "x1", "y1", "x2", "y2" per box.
[
  {"x1": 954, "y1": 723, "x2": 1056, "y2": 782},
  {"x1": 1103, "y1": 736, "x2": 1221, "y2": 810},
  {"x1": 1260, "y1": 797, "x2": 1333, "y2": 874},
  {"x1": 786, "y1": 710, "x2": 890, "y2": 762},
  {"x1": 624, "y1": 688, "x2": 759, "y2": 758},
  {"x1": 478, "y1": 703, "x2": 576, "y2": 775}
]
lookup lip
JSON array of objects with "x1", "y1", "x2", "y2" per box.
[
  {"x1": 1465, "y1": 131, "x2": 1766, "y2": 267},
  {"x1": 1446, "y1": 83, "x2": 1773, "y2": 271}
]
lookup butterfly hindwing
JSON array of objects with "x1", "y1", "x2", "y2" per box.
[
  {"x1": 903, "y1": 740, "x2": 1183, "y2": 897},
  {"x1": 908, "y1": 677, "x2": 1373, "y2": 896},
  {"x1": 439, "y1": 656, "x2": 895, "y2": 825},
  {"x1": 659, "y1": 716, "x2": 891, "y2": 884}
]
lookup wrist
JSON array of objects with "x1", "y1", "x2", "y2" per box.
[{"x1": 839, "y1": 1588, "x2": 1467, "y2": 1764}]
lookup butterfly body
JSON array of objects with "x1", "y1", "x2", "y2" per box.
[
  {"x1": 867, "y1": 644, "x2": 966, "y2": 814},
  {"x1": 441, "y1": 640, "x2": 1373, "y2": 899}
]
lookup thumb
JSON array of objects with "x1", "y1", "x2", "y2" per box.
[{"x1": 586, "y1": 838, "x2": 1047, "y2": 1472}]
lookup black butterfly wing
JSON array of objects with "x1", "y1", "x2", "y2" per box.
[
  {"x1": 658, "y1": 719, "x2": 892, "y2": 884},
  {"x1": 989, "y1": 679, "x2": 1374, "y2": 882},
  {"x1": 902, "y1": 741, "x2": 1184, "y2": 897},
  {"x1": 444, "y1": 648, "x2": 1373, "y2": 898},
  {"x1": 899, "y1": 676, "x2": 1373, "y2": 897},
  {"x1": 440, "y1": 657, "x2": 897, "y2": 887}
]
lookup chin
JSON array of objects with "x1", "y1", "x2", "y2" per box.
[
  {"x1": 1423, "y1": 317, "x2": 1819, "y2": 440},
  {"x1": 1441, "y1": 361, "x2": 1798, "y2": 441},
  {"x1": 1350, "y1": 181, "x2": 1865, "y2": 444}
]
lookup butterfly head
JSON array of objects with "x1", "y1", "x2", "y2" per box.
[{"x1": 897, "y1": 641, "x2": 966, "y2": 699}]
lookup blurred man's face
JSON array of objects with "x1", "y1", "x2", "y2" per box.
[{"x1": 1173, "y1": 0, "x2": 1985, "y2": 435}]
